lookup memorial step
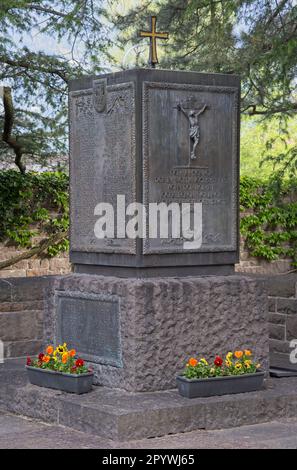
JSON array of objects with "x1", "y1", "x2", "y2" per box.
[{"x1": 1, "y1": 359, "x2": 297, "y2": 441}]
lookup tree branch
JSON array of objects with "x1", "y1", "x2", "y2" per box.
[
  {"x1": 2, "y1": 87, "x2": 26, "y2": 174},
  {"x1": 243, "y1": 103, "x2": 297, "y2": 116},
  {"x1": 8, "y1": 3, "x2": 68, "y2": 18},
  {"x1": 0, "y1": 230, "x2": 69, "y2": 270},
  {"x1": 0, "y1": 54, "x2": 69, "y2": 83},
  {"x1": 266, "y1": 0, "x2": 289, "y2": 26}
]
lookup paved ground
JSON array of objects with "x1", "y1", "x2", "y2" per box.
[{"x1": 0, "y1": 410, "x2": 297, "y2": 449}]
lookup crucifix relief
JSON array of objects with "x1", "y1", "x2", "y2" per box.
[{"x1": 176, "y1": 102, "x2": 208, "y2": 162}]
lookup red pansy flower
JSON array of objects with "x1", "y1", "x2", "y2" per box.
[
  {"x1": 75, "y1": 359, "x2": 84, "y2": 368},
  {"x1": 26, "y1": 357, "x2": 31, "y2": 366},
  {"x1": 214, "y1": 356, "x2": 223, "y2": 367},
  {"x1": 38, "y1": 353, "x2": 44, "y2": 361}
]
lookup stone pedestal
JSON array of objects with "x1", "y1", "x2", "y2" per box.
[{"x1": 45, "y1": 274, "x2": 269, "y2": 392}]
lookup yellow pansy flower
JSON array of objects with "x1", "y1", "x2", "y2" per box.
[
  {"x1": 200, "y1": 358, "x2": 208, "y2": 365},
  {"x1": 55, "y1": 343, "x2": 67, "y2": 355}
]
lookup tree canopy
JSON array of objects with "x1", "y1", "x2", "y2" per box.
[
  {"x1": 0, "y1": 0, "x2": 296, "y2": 177},
  {"x1": 0, "y1": 0, "x2": 110, "y2": 172}
]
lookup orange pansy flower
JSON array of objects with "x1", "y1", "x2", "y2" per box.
[
  {"x1": 43, "y1": 355, "x2": 51, "y2": 363},
  {"x1": 234, "y1": 350, "x2": 243, "y2": 359},
  {"x1": 69, "y1": 349, "x2": 76, "y2": 357},
  {"x1": 244, "y1": 349, "x2": 252, "y2": 356},
  {"x1": 62, "y1": 352, "x2": 69, "y2": 364},
  {"x1": 46, "y1": 346, "x2": 54, "y2": 355},
  {"x1": 188, "y1": 357, "x2": 198, "y2": 367}
]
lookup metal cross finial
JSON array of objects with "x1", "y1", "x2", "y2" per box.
[{"x1": 139, "y1": 16, "x2": 169, "y2": 68}]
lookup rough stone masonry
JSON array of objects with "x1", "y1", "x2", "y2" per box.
[{"x1": 45, "y1": 273, "x2": 269, "y2": 392}]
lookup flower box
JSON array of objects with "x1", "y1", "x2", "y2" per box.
[
  {"x1": 26, "y1": 343, "x2": 94, "y2": 394},
  {"x1": 26, "y1": 366, "x2": 94, "y2": 394},
  {"x1": 176, "y1": 371, "x2": 265, "y2": 398}
]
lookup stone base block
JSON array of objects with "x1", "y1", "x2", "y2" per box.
[
  {"x1": 44, "y1": 274, "x2": 269, "y2": 392},
  {"x1": 270, "y1": 352, "x2": 297, "y2": 372}
]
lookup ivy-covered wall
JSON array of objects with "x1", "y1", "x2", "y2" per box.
[
  {"x1": 0, "y1": 170, "x2": 69, "y2": 255},
  {"x1": 0, "y1": 170, "x2": 70, "y2": 278},
  {"x1": 240, "y1": 176, "x2": 297, "y2": 268},
  {"x1": 0, "y1": 170, "x2": 296, "y2": 277}
]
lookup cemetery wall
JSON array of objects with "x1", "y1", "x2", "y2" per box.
[
  {"x1": 0, "y1": 244, "x2": 71, "y2": 278},
  {"x1": 0, "y1": 276, "x2": 53, "y2": 359},
  {"x1": 264, "y1": 273, "x2": 297, "y2": 371}
]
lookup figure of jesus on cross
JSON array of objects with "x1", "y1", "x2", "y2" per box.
[{"x1": 177, "y1": 103, "x2": 208, "y2": 161}]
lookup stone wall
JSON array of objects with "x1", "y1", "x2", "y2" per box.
[
  {"x1": 0, "y1": 243, "x2": 71, "y2": 278},
  {"x1": 235, "y1": 209, "x2": 293, "y2": 275},
  {"x1": 264, "y1": 274, "x2": 297, "y2": 371},
  {"x1": 236, "y1": 254, "x2": 292, "y2": 275},
  {"x1": 0, "y1": 277, "x2": 53, "y2": 359}
]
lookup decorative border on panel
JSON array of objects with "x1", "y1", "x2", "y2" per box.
[
  {"x1": 142, "y1": 81, "x2": 239, "y2": 254},
  {"x1": 55, "y1": 290, "x2": 123, "y2": 368},
  {"x1": 69, "y1": 88, "x2": 93, "y2": 256},
  {"x1": 69, "y1": 82, "x2": 137, "y2": 255}
]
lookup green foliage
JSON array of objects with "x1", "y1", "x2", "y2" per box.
[
  {"x1": 0, "y1": 170, "x2": 69, "y2": 256},
  {"x1": 0, "y1": 1, "x2": 110, "y2": 169},
  {"x1": 240, "y1": 175, "x2": 297, "y2": 266},
  {"x1": 182, "y1": 352, "x2": 260, "y2": 379},
  {"x1": 241, "y1": 116, "x2": 297, "y2": 177}
]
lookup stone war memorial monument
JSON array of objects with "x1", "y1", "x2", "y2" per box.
[{"x1": 45, "y1": 18, "x2": 269, "y2": 393}]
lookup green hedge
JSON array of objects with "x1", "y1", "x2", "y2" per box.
[
  {"x1": 240, "y1": 176, "x2": 297, "y2": 266},
  {"x1": 0, "y1": 170, "x2": 296, "y2": 266}
]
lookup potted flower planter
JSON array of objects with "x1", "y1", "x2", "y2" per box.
[
  {"x1": 26, "y1": 366, "x2": 94, "y2": 394},
  {"x1": 177, "y1": 371, "x2": 265, "y2": 398},
  {"x1": 26, "y1": 343, "x2": 94, "y2": 394}
]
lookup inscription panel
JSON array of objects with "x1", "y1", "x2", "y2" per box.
[
  {"x1": 69, "y1": 81, "x2": 136, "y2": 254},
  {"x1": 56, "y1": 292, "x2": 122, "y2": 367},
  {"x1": 143, "y1": 81, "x2": 239, "y2": 254}
]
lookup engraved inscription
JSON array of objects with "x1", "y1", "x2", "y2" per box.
[
  {"x1": 56, "y1": 292, "x2": 122, "y2": 368},
  {"x1": 69, "y1": 82, "x2": 136, "y2": 254}
]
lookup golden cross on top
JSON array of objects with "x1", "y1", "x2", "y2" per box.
[{"x1": 139, "y1": 16, "x2": 169, "y2": 68}]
